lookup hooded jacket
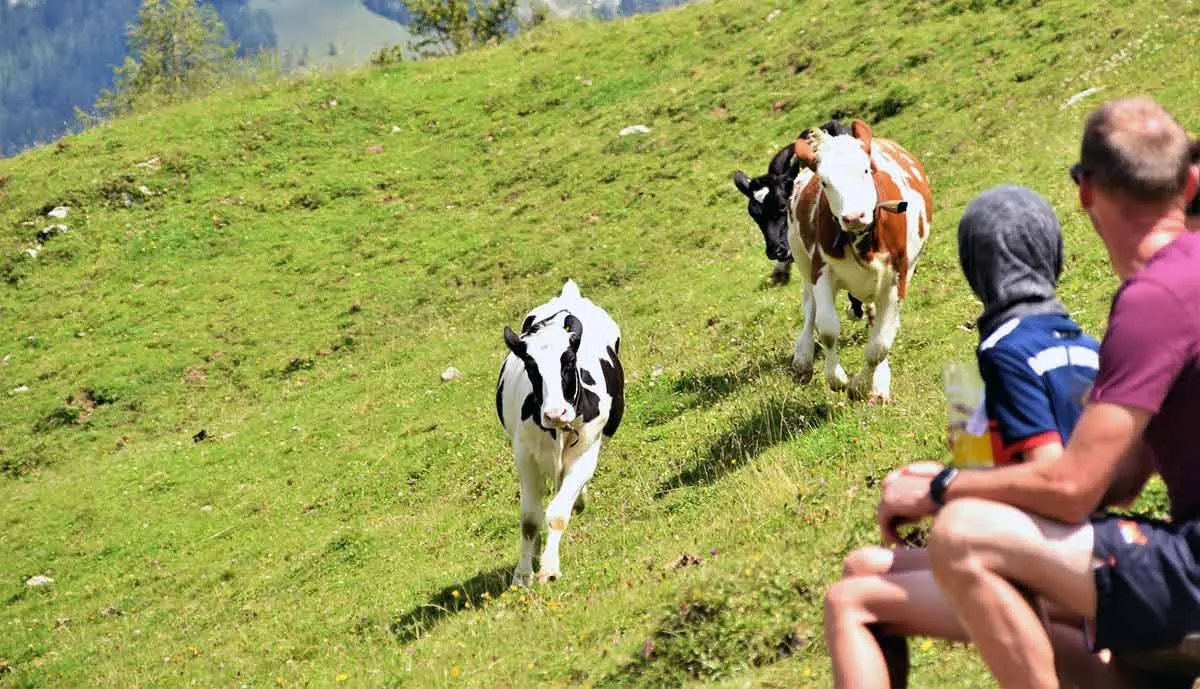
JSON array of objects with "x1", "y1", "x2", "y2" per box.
[{"x1": 957, "y1": 185, "x2": 1068, "y2": 339}]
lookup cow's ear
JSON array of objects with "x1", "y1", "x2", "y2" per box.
[
  {"x1": 520, "y1": 314, "x2": 535, "y2": 334},
  {"x1": 733, "y1": 170, "x2": 754, "y2": 197},
  {"x1": 504, "y1": 326, "x2": 526, "y2": 355},
  {"x1": 564, "y1": 314, "x2": 583, "y2": 352},
  {"x1": 793, "y1": 138, "x2": 817, "y2": 169},
  {"x1": 851, "y1": 119, "x2": 873, "y2": 153}
]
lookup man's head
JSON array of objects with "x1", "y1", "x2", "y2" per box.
[
  {"x1": 1072, "y1": 97, "x2": 1198, "y2": 274},
  {"x1": 957, "y1": 185, "x2": 1066, "y2": 337}
]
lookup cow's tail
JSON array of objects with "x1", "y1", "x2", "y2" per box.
[{"x1": 560, "y1": 279, "x2": 581, "y2": 300}]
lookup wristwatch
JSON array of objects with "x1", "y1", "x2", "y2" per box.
[{"x1": 930, "y1": 467, "x2": 960, "y2": 508}]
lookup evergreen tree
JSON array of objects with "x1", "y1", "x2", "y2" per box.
[
  {"x1": 406, "y1": 0, "x2": 518, "y2": 55},
  {"x1": 96, "y1": 0, "x2": 238, "y2": 117}
]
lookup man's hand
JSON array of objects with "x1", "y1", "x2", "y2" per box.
[{"x1": 877, "y1": 461, "x2": 944, "y2": 545}]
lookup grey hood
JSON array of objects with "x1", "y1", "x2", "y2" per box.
[{"x1": 957, "y1": 185, "x2": 1067, "y2": 339}]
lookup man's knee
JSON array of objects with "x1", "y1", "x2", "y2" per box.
[
  {"x1": 842, "y1": 546, "x2": 893, "y2": 578},
  {"x1": 928, "y1": 498, "x2": 1003, "y2": 573},
  {"x1": 824, "y1": 578, "x2": 872, "y2": 624}
]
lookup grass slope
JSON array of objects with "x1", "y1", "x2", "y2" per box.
[{"x1": 1, "y1": 0, "x2": 1197, "y2": 686}]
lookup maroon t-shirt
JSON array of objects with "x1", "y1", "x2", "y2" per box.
[{"x1": 1089, "y1": 231, "x2": 1200, "y2": 521}]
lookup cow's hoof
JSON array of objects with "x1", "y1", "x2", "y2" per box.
[
  {"x1": 770, "y1": 269, "x2": 791, "y2": 286},
  {"x1": 537, "y1": 570, "x2": 561, "y2": 585},
  {"x1": 792, "y1": 361, "x2": 814, "y2": 383},
  {"x1": 512, "y1": 570, "x2": 533, "y2": 588},
  {"x1": 827, "y1": 367, "x2": 849, "y2": 392},
  {"x1": 867, "y1": 393, "x2": 890, "y2": 406},
  {"x1": 572, "y1": 488, "x2": 588, "y2": 515}
]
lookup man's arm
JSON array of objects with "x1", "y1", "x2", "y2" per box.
[
  {"x1": 1097, "y1": 439, "x2": 1154, "y2": 509},
  {"x1": 942, "y1": 402, "x2": 1152, "y2": 523}
]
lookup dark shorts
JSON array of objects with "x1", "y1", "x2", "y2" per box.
[{"x1": 1089, "y1": 513, "x2": 1200, "y2": 659}]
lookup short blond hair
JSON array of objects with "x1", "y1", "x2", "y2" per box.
[{"x1": 1080, "y1": 97, "x2": 1192, "y2": 203}]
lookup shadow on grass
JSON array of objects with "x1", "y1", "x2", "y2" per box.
[
  {"x1": 654, "y1": 396, "x2": 832, "y2": 498},
  {"x1": 641, "y1": 356, "x2": 783, "y2": 429},
  {"x1": 389, "y1": 564, "x2": 514, "y2": 643}
]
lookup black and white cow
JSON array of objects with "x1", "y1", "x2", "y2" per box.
[{"x1": 495, "y1": 279, "x2": 624, "y2": 586}]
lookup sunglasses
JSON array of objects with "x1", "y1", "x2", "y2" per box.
[{"x1": 1069, "y1": 162, "x2": 1087, "y2": 186}]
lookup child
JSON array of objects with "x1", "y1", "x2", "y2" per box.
[{"x1": 823, "y1": 185, "x2": 1101, "y2": 688}]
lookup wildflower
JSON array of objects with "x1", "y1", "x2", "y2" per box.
[
  {"x1": 336, "y1": 673, "x2": 349, "y2": 682},
  {"x1": 450, "y1": 666, "x2": 462, "y2": 679}
]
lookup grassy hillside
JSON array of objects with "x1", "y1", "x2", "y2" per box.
[{"x1": 1, "y1": 0, "x2": 1197, "y2": 687}]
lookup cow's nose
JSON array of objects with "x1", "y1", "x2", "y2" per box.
[
  {"x1": 842, "y1": 211, "x2": 866, "y2": 225},
  {"x1": 543, "y1": 408, "x2": 571, "y2": 425}
]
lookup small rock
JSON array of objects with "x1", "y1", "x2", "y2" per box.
[
  {"x1": 36, "y1": 224, "x2": 69, "y2": 243},
  {"x1": 366, "y1": 144, "x2": 384, "y2": 155},
  {"x1": 618, "y1": 125, "x2": 651, "y2": 136},
  {"x1": 651, "y1": 364, "x2": 664, "y2": 378},
  {"x1": 1061, "y1": 86, "x2": 1104, "y2": 110},
  {"x1": 328, "y1": 99, "x2": 338, "y2": 108},
  {"x1": 47, "y1": 206, "x2": 68, "y2": 219},
  {"x1": 26, "y1": 575, "x2": 54, "y2": 587},
  {"x1": 121, "y1": 193, "x2": 134, "y2": 208},
  {"x1": 11, "y1": 385, "x2": 28, "y2": 394},
  {"x1": 391, "y1": 125, "x2": 402, "y2": 134},
  {"x1": 201, "y1": 504, "x2": 214, "y2": 512},
  {"x1": 24, "y1": 247, "x2": 39, "y2": 258},
  {"x1": 765, "y1": 8, "x2": 781, "y2": 21},
  {"x1": 441, "y1": 367, "x2": 463, "y2": 382},
  {"x1": 137, "y1": 185, "x2": 154, "y2": 197},
  {"x1": 54, "y1": 617, "x2": 71, "y2": 630},
  {"x1": 101, "y1": 606, "x2": 122, "y2": 617}
]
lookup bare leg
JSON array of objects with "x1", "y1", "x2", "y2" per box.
[
  {"x1": 928, "y1": 498, "x2": 1099, "y2": 689},
  {"x1": 825, "y1": 569, "x2": 970, "y2": 688}
]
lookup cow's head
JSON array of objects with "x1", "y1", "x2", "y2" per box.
[
  {"x1": 794, "y1": 119, "x2": 879, "y2": 234},
  {"x1": 734, "y1": 121, "x2": 855, "y2": 261},
  {"x1": 732, "y1": 145, "x2": 799, "y2": 263},
  {"x1": 503, "y1": 310, "x2": 585, "y2": 429}
]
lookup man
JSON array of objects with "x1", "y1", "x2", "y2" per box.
[
  {"x1": 824, "y1": 184, "x2": 1100, "y2": 688},
  {"x1": 877, "y1": 95, "x2": 1200, "y2": 689}
]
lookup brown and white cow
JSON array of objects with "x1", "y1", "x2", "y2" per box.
[{"x1": 749, "y1": 118, "x2": 932, "y2": 402}]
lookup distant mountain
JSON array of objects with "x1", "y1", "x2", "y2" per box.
[
  {"x1": 0, "y1": 0, "x2": 692, "y2": 157},
  {"x1": 0, "y1": 0, "x2": 276, "y2": 157}
]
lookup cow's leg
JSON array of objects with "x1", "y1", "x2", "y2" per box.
[
  {"x1": 513, "y1": 448, "x2": 544, "y2": 588},
  {"x1": 814, "y1": 272, "x2": 849, "y2": 391},
  {"x1": 539, "y1": 440, "x2": 600, "y2": 584},
  {"x1": 850, "y1": 282, "x2": 901, "y2": 403},
  {"x1": 771, "y1": 258, "x2": 793, "y2": 285},
  {"x1": 792, "y1": 280, "x2": 817, "y2": 382}
]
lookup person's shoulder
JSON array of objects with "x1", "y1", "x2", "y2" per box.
[{"x1": 1136, "y1": 232, "x2": 1200, "y2": 299}]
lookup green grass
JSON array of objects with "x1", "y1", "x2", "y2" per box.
[{"x1": 1, "y1": 0, "x2": 1197, "y2": 686}]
